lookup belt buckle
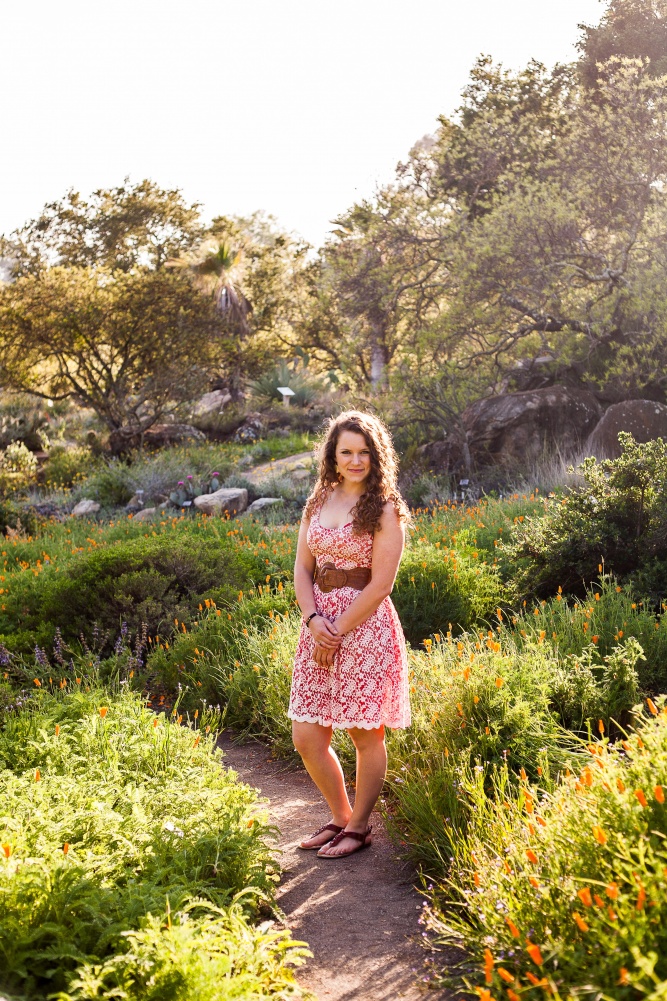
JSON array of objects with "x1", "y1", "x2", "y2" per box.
[{"x1": 319, "y1": 562, "x2": 347, "y2": 592}]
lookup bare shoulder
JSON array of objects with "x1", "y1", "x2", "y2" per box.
[{"x1": 379, "y1": 500, "x2": 403, "y2": 531}]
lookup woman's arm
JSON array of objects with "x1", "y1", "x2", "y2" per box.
[
  {"x1": 293, "y1": 515, "x2": 341, "y2": 652},
  {"x1": 333, "y1": 502, "x2": 405, "y2": 636}
]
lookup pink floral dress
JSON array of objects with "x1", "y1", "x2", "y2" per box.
[{"x1": 288, "y1": 506, "x2": 410, "y2": 730}]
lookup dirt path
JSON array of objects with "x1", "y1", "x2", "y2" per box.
[{"x1": 219, "y1": 733, "x2": 453, "y2": 1001}]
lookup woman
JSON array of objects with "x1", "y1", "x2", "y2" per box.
[{"x1": 288, "y1": 410, "x2": 410, "y2": 859}]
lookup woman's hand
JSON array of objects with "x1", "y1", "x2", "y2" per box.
[
  {"x1": 313, "y1": 642, "x2": 337, "y2": 668},
  {"x1": 308, "y1": 615, "x2": 341, "y2": 650}
]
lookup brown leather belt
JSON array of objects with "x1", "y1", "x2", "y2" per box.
[{"x1": 314, "y1": 561, "x2": 372, "y2": 593}]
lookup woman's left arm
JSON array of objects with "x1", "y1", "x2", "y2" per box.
[{"x1": 333, "y1": 502, "x2": 405, "y2": 636}]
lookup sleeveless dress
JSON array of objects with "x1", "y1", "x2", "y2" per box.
[{"x1": 288, "y1": 506, "x2": 410, "y2": 730}]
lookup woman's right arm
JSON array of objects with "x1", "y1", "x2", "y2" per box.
[{"x1": 294, "y1": 516, "x2": 341, "y2": 652}]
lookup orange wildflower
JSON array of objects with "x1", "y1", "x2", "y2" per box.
[
  {"x1": 617, "y1": 778, "x2": 626, "y2": 793},
  {"x1": 484, "y1": 948, "x2": 494, "y2": 984},
  {"x1": 529, "y1": 877, "x2": 539, "y2": 888},
  {"x1": 525, "y1": 943, "x2": 543, "y2": 966},
  {"x1": 634, "y1": 789, "x2": 648, "y2": 808},
  {"x1": 33, "y1": 678, "x2": 41, "y2": 687},
  {"x1": 526, "y1": 849, "x2": 538, "y2": 864},
  {"x1": 573, "y1": 912, "x2": 589, "y2": 932},
  {"x1": 1, "y1": 844, "x2": 10, "y2": 858},
  {"x1": 636, "y1": 886, "x2": 646, "y2": 910},
  {"x1": 506, "y1": 918, "x2": 520, "y2": 938},
  {"x1": 34, "y1": 769, "x2": 40, "y2": 782},
  {"x1": 618, "y1": 969, "x2": 630, "y2": 986},
  {"x1": 99, "y1": 707, "x2": 108, "y2": 718},
  {"x1": 506, "y1": 992, "x2": 520, "y2": 1001},
  {"x1": 606, "y1": 882, "x2": 619, "y2": 899},
  {"x1": 63, "y1": 842, "x2": 69, "y2": 854},
  {"x1": 495, "y1": 677, "x2": 504, "y2": 688},
  {"x1": 592, "y1": 825, "x2": 607, "y2": 845},
  {"x1": 647, "y1": 698, "x2": 658, "y2": 716},
  {"x1": 654, "y1": 785, "x2": 665, "y2": 804},
  {"x1": 577, "y1": 887, "x2": 592, "y2": 907},
  {"x1": 497, "y1": 969, "x2": 514, "y2": 984},
  {"x1": 55, "y1": 725, "x2": 60, "y2": 737}
]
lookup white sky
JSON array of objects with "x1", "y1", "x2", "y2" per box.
[{"x1": 1, "y1": 0, "x2": 603, "y2": 250}]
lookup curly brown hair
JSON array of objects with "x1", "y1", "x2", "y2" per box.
[{"x1": 304, "y1": 410, "x2": 409, "y2": 534}]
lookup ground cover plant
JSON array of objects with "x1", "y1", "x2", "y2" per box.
[{"x1": 0, "y1": 685, "x2": 308, "y2": 1000}]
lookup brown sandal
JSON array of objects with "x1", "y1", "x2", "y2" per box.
[
  {"x1": 317, "y1": 826, "x2": 372, "y2": 858},
  {"x1": 297, "y1": 822, "x2": 344, "y2": 851}
]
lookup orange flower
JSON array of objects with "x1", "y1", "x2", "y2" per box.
[
  {"x1": 1, "y1": 844, "x2": 10, "y2": 858},
  {"x1": 592, "y1": 825, "x2": 607, "y2": 845},
  {"x1": 526, "y1": 849, "x2": 538, "y2": 864},
  {"x1": 647, "y1": 698, "x2": 658, "y2": 715},
  {"x1": 636, "y1": 886, "x2": 646, "y2": 910},
  {"x1": 520, "y1": 768, "x2": 527, "y2": 781},
  {"x1": 33, "y1": 678, "x2": 41, "y2": 687},
  {"x1": 598, "y1": 719, "x2": 604, "y2": 734},
  {"x1": 55, "y1": 725, "x2": 60, "y2": 737},
  {"x1": 495, "y1": 677, "x2": 504, "y2": 688},
  {"x1": 63, "y1": 842, "x2": 69, "y2": 854},
  {"x1": 193, "y1": 736, "x2": 201, "y2": 748},
  {"x1": 506, "y1": 918, "x2": 520, "y2": 938},
  {"x1": 618, "y1": 969, "x2": 630, "y2": 986},
  {"x1": 606, "y1": 882, "x2": 619, "y2": 899},
  {"x1": 525, "y1": 943, "x2": 543, "y2": 966},
  {"x1": 506, "y1": 992, "x2": 520, "y2": 1001},
  {"x1": 608, "y1": 906, "x2": 617, "y2": 921},
  {"x1": 529, "y1": 877, "x2": 539, "y2": 888},
  {"x1": 497, "y1": 968, "x2": 514, "y2": 984},
  {"x1": 655, "y1": 785, "x2": 665, "y2": 804},
  {"x1": 99, "y1": 707, "x2": 108, "y2": 718},
  {"x1": 573, "y1": 912, "x2": 589, "y2": 932},
  {"x1": 577, "y1": 887, "x2": 593, "y2": 907},
  {"x1": 34, "y1": 769, "x2": 40, "y2": 782},
  {"x1": 484, "y1": 948, "x2": 494, "y2": 984},
  {"x1": 634, "y1": 789, "x2": 648, "y2": 808},
  {"x1": 617, "y1": 778, "x2": 626, "y2": 793},
  {"x1": 476, "y1": 990, "x2": 495, "y2": 1001},
  {"x1": 153, "y1": 718, "x2": 158, "y2": 728}
]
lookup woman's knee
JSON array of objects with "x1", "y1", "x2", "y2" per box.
[
  {"x1": 348, "y1": 724, "x2": 385, "y2": 751},
  {"x1": 292, "y1": 721, "x2": 332, "y2": 759}
]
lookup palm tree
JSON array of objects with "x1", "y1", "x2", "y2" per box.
[{"x1": 167, "y1": 240, "x2": 252, "y2": 397}]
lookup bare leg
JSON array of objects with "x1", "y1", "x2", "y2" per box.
[
  {"x1": 292, "y1": 721, "x2": 352, "y2": 847},
  {"x1": 319, "y1": 725, "x2": 386, "y2": 857}
]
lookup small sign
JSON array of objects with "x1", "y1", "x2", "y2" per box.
[{"x1": 277, "y1": 386, "x2": 295, "y2": 408}]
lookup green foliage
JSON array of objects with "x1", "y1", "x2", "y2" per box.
[
  {"x1": 42, "y1": 446, "x2": 99, "y2": 490},
  {"x1": 249, "y1": 360, "x2": 323, "y2": 408},
  {"x1": 0, "y1": 442, "x2": 38, "y2": 497},
  {"x1": 0, "y1": 498, "x2": 38, "y2": 537},
  {"x1": 393, "y1": 542, "x2": 506, "y2": 644},
  {"x1": 0, "y1": 687, "x2": 307, "y2": 1000},
  {"x1": 427, "y1": 708, "x2": 667, "y2": 997},
  {"x1": 506, "y1": 434, "x2": 667, "y2": 599},
  {"x1": 0, "y1": 526, "x2": 268, "y2": 653}
]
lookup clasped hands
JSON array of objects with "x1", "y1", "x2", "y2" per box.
[{"x1": 308, "y1": 614, "x2": 343, "y2": 667}]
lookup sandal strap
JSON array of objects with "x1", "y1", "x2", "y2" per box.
[
  {"x1": 311, "y1": 823, "x2": 343, "y2": 838},
  {"x1": 327, "y1": 826, "x2": 371, "y2": 847}
]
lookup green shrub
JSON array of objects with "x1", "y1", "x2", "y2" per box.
[
  {"x1": 79, "y1": 460, "x2": 136, "y2": 507},
  {"x1": 0, "y1": 498, "x2": 38, "y2": 537},
  {"x1": 506, "y1": 433, "x2": 667, "y2": 599},
  {"x1": 42, "y1": 445, "x2": 99, "y2": 489},
  {"x1": 427, "y1": 705, "x2": 667, "y2": 997},
  {"x1": 0, "y1": 531, "x2": 268, "y2": 653},
  {"x1": 0, "y1": 687, "x2": 307, "y2": 999},
  {"x1": 393, "y1": 542, "x2": 506, "y2": 644}
]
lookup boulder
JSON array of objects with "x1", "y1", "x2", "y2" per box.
[
  {"x1": 233, "y1": 412, "x2": 266, "y2": 443},
  {"x1": 191, "y1": 390, "x2": 232, "y2": 419},
  {"x1": 71, "y1": 499, "x2": 100, "y2": 517},
  {"x1": 109, "y1": 423, "x2": 206, "y2": 455},
  {"x1": 193, "y1": 487, "x2": 248, "y2": 517},
  {"x1": 462, "y1": 386, "x2": 602, "y2": 467},
  {"x1": 247, "y1": 497, "x2": 284, "y2": 513},
  {"x1": 585, "y1": 400, "x2": 667, "y2": 458},
  {"x1": 132, "y1": 507, "x2": 157, "y2": 522}
]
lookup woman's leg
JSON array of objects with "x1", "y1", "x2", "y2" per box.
[
  {"x1": 319, "y1": 724, "x2": 386, "y2": 857},
  {"x1": 292, "y1": 720, "x2": 352, "y2": 847}
]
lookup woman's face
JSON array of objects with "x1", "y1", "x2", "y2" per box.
[{"x1": 335, "y1": 430, "x2": 372, "y2": 486}]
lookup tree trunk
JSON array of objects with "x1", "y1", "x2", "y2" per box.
[{"x1": 369, "y1": 321, "x2": 389, "y2": 391}]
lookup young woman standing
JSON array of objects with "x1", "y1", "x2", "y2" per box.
[{"x1": 288, "y1": 410, "x2": 410, "y2": 859}]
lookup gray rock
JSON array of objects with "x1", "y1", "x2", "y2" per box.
[
  {"x1": 292, "y1": 468, "x2": 312, "y2": 481},
  {"x1": 247, "y1": 497, "x2": 284, "y2": 513},
  {"x1": 193, "y1": 487, "x2": 248, "y2": 517},
  {"x1": 462, "y1": 386, "x2": 602, "y2": 467},
  {"x1": 71, "y1": 499, "x2": 100, "y2": 517},
  {"x1": 132, "y1": 507, "x2": 157, "y2": 521},
  {"x1": 586, "y1": 400, "x2": 667, "y2": 458},
  {"x1": 192, "y1": 390, "x2": 232, "y2": 418}
]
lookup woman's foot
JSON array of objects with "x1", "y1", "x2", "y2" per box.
[
  {"x1": 298, "y1": 820, "x2": 350, "y2": 850},
  {"x1": 317, "y1": 826, "x2": 372, "y2": 858}
]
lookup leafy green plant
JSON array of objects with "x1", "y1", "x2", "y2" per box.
[
  {"x1": 427, "y1": 705, "x2": 667, "y2": 998},
  {"x1": 42, "y1": 446, "x2": 99, "y2": 489},
  {"x1": 506, "y1": 433, "x2": 667, "y2": 599},
  {"x1": 0, "y1": 687, "x2": 307, "y2": 1000},
  {"x1": 248, "y1": 359, "x2": 323, "y2": 408}
]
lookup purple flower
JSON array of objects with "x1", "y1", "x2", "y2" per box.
[
  {"x1": 34, "y1": 645, "x2": 49, "y2": 668},
  {"x1": 0, "y1": 643, "x2": 12, "y2": 667},
  {"x1": 212, "y1": 472, "x2": 220, "y2": 477},
  {"x1": 177, "y1": 481, "x2": 184, "y2": 486},
  {"x1": 187, "y1": 475, "x2": 193, "y2": 480}
]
